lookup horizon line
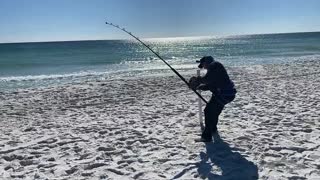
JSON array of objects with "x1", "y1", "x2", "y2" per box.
[{"x1": 0, "y1": 30, "x2": 319, "y2": 45}]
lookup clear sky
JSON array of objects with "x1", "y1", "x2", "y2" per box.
[{"x1": 0, "y1": 0, "x2": 319, "y2": 43}]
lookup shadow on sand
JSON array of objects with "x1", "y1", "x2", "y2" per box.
[
  {"x1": 172, "y1": 133, "x2": 259, "y2": 179},
  {"x1": 196, "y1": 133, "x2": 259, "y2": 179}
]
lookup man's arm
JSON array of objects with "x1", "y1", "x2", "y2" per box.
[{"x1": 197, "y1": 84, "x2": 210, "y2": 91}]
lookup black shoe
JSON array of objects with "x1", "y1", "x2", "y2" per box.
[
  {"x1": 201, "y1": 133, "x2": 212, "y2": 142},
  {"x1": 195, "y1": 137, "x2": 212, "y2": 142},
  {"x1": 201, "y1": 137, "x2": 212, "y2": 142}
]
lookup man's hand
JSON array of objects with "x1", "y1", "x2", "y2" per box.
[{"x1": 188, "y1": 76, "x2": 201, "y2": 90}]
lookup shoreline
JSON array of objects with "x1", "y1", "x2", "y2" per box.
[{"x1": 1, "y1": 56, "x2": 320, "y2": 94}]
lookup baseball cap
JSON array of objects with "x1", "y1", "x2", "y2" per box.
[{"x1": 196, "y1": 56, "x2": 214, "y2": 68}]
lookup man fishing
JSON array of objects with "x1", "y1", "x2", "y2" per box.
[
  {"x1": 189, "y1": 56, "x2": 237, "y2": 142},
  {"x1": 106, "y1": 22, "x2": 235, "y2": 142}
]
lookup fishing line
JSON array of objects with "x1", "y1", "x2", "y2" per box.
[{"x1": 105, "y1": 21, "x2": 208, "y2": 104}]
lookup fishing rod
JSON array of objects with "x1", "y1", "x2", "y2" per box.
[{"x1": 105, "y1": 21, "x2": 208, "y2": 104}]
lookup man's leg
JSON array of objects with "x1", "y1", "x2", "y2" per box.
[
  {"x1": 202, "y1": 98, "x2": 225, "y2": 140},
  {"x1": 202, "y1": 100, "x2": 215, "y2": 140},
  {"x1": 211, "y1": 100, "x2": 224, "y2": 133},
  {"x1": 211, "y1": 95, "x2": 235, "y2": 131}
]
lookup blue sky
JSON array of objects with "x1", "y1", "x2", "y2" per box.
[{"x1": 0, "y1": 0, "x2": 319, "y2": 43}]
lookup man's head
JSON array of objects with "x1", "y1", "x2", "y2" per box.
[{"x1": 196, "y1": 56, "x2": 214, "y2": 69}]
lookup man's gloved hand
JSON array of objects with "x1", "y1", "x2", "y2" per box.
[{"x1": 188, "y1": 76, "x2": 201, "y2": 90}]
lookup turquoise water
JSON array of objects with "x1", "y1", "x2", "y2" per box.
[{"x1": 1, "y1": 32, "x2": 320, "y2": 91}]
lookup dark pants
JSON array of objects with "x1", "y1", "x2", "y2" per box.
[{"x1": 201, "y1": 95, "x2": 235, "y2": 140}]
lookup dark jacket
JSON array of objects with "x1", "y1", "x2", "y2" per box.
[{"x1": 198, "y1": 61, "x2": 236, "y2": 97}]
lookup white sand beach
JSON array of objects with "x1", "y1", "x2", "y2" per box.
[{"x1": 0, "y1": 60, "x2": 320, "y2": 179}]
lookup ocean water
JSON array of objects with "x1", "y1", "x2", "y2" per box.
[{"x1": 1, "y1": 32, "x2": 320, "y2": 91}]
